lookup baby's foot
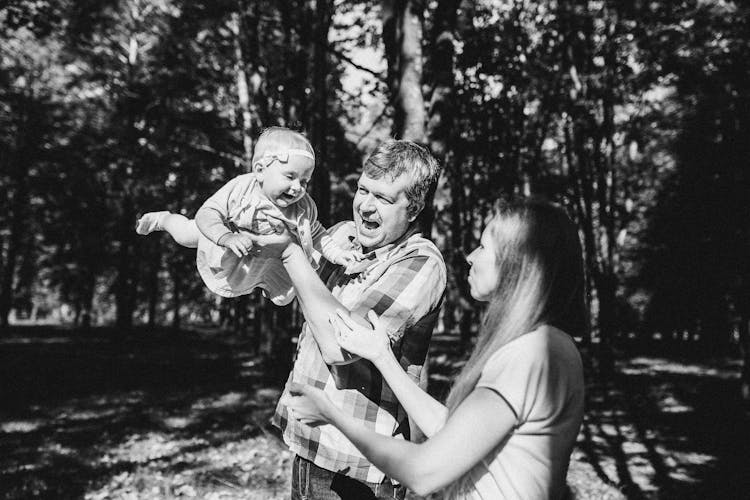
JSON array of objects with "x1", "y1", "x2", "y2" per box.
[{"x1": 135, "y1": 211, "x2": 170, "y2": 235}]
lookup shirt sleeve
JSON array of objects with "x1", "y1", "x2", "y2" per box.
[
  {"x1": 195, "y1": 175, "x2": 247, "y2": 244},
  {"x1": 315, "y1": 221, "x2": 358, "y2": 282},
  {"x1": 475, "y1": 333, "x2": 554, "y2": 424},
  {"x1": 293, "y1": 195, "x2": 327, "y2": 268}
]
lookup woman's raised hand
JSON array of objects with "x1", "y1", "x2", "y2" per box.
[
  {"x1": 286, "y1": 382, "x2": 336, "y2": 426},
  {"x1": 329, "y1": 309, "x2": 391, "y2": 363}
]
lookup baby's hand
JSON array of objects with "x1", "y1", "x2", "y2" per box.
[
  {"x1": 333, "y1": 248, "x2": 361, "y2": 266},
  {"x1": 218, "y1": 233, "x2": 255, "y2": 258}
]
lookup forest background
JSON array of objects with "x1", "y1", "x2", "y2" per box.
[{"x1": 2, "y1": 0, "x2": 750, "y2": 498}]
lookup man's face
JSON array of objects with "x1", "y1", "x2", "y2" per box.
[{"x1": 353, "y1": 172, "x2": 417, "y2": 252}]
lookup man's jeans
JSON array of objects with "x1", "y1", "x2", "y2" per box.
[{"x1": 291, "y1": 455, "x2": 406, "y2": 500}]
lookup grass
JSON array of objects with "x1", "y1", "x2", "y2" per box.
[{"x1": 0, "y1": 326, "x2": 748, "y2": 499}]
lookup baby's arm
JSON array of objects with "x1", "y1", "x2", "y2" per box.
[{"x1": 195, "y1": 176, "x2": 254, "y2": 258}]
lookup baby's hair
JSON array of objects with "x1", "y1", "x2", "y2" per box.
[{"x1": 252, "y1": 127, "x2": 315, "y2": 166}]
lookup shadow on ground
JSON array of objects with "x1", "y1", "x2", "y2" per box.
[
  {"x1": 573, "y1": 355, "x2": 750, "y2": 499},
  {"x1": 0, "y1": 326, "x2": 289, "y2": 499},
  {"x1": 2, "y1": 328, "x2": 749, "y2": 499}
]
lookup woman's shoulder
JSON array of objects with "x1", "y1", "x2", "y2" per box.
[{"x1": 486, "y1": 325, "x2": 580, "y2": 368}]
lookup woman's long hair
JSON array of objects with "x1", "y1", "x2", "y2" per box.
[{"x1": 444, "y1": 199, "x2": 587, "y2": 497}]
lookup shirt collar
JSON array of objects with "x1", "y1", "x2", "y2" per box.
[{"x1": 345, "y1": 224, "x2": 421, "y2": 275}]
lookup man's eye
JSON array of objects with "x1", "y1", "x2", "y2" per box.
[{"x1": 357, "y1": 187, "x2": 367, "y2": 193}]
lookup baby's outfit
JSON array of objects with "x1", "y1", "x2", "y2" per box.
[{"x1": 196, "y1": 172, "x2": 354, "y2": 305}]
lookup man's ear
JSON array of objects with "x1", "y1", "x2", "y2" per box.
[{"x1": 407, "y1": 200, "x2": 425, "y2": 222}]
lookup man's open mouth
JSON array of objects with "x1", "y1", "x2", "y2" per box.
[{"x1": 361, "y1": 219, "x2": 380, "y2": 231}]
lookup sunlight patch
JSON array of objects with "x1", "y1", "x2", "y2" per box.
[
  {"x1": 162, "y1": 416, "x2": 192, "y2": 429},
  {"x1": 191, "y1": 392, "x2": 247, "y2": 411},
  {"x1": 86, "y1": 435, "x2": 291, "y2": 500},
  {"x1": 624, "y1": 357, "x2": 739, "y2": 380},
  {"x1": 101, "y1": 433, "x2": 208, "y2": 465},
  {"x1": 1, "y1": 420, "x2": 44, "y2": 433},
  {"x1": 670, "y1": 450, "x2": 717, "y2": 467},
  {"x1": 621, "y1": 441, "x2": 648, "y2": 455},
  {"x1": 57, "y1": 408, "x2": 120, "y2": 422}
]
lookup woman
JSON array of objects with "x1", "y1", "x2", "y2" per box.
[{"x1": 288, "y1": 199, "x2": 587, "y2": 499}]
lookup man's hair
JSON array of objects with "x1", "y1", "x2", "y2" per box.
[
  {"x1": 363, "y1": 140, "x2": 441, "y2": 217},
  {"x1": 252, "y1": 127, "x2": 315, "y2": 166}
]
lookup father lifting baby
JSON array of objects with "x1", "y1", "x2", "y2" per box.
[
  {"x1": 251, "y1": 139, "x2": 446, "y2": 500},
  {"x1": 137, "y1": 131, "x2": 446, "y2": 499}
]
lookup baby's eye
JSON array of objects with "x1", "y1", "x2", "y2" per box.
[{"x1": 285, "y1": 174, "x2": 294, "y2": 180}]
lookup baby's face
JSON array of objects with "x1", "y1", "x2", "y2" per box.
[{"x1": 258, "y1": 155, "x2": 314, "y2": 208}]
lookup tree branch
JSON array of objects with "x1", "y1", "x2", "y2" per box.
[
  {"x1": 355, "y1": 104, "x2": 391, "y2": 147},
  {"x1": 328, "y1": 46, "x2": 386, "y2": 81},
  {"x1": 188, "y1": 143, "x2": 246, "y2": 164}
]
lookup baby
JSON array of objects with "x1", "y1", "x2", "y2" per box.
[{"x1": 136, "y1": 127, "x2": 359, "y2": 305}]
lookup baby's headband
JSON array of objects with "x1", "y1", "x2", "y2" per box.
[{"x1": 261, "y1": 148, "x2": 315, "y2": 163}]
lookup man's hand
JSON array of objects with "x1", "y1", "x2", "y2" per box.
[
  {"x1": 217, "y1": 232, "x2": 254, "y2": 258},
  {"x1": 245, "y1": 218, "x2": 297, "y2": 259}
]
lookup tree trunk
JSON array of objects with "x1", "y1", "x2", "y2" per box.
[
  {"x1": 1, "y1": 96, "x2": 32, "y2": 328},
  {"x1": 147, "y1": 246, "x2": 160, "y2": 328},
  {"x1": 230, "y1": 8, "x2": 255, "y2": 164},
  {"x1": 423, "y1": 0, "x2": 459, "y2": 237},
  {"x1": 309, "y1": 0, "x2": 332, "y2": 225},
  {"x1": 382, "y1": 0, "x2": 426, "y2": 143},
  {"x1": 739, "y1": 318, "x2": 750, "y2": 402},
  {"x1": 171, "y1": 257, "x2": 182, "y2": 330},
  {"x1": 114, "y1": 195, "x2": 137, "y2": 330},
  {"x1": 426, "y1": 0, "x2": 458, "y2": 159}
]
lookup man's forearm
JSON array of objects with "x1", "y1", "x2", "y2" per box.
[{"x1": 282, "y1": 244, "x2": 360, "y2": 365}]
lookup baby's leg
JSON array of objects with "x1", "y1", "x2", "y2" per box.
[{"x1": 136, "y1": 211, "x2": 200, "y2": 248}]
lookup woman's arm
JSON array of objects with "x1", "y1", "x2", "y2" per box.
[
  {"x1": 289, "y1": 383, "x2": 517, "y2": 497},
  {"x1": 331, "y1": 310, "x2": 448, "y2": 437}
]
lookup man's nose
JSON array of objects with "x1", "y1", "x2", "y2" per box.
[{"x1": 360, "y1": 193, "x2": 376, "y2": 211}]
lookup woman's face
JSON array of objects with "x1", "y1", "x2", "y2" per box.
[{"x1": 466, "y1": 226, "x2": 501, "y2": 302}]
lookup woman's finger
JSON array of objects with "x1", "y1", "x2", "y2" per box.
[
  {"x1": 329, "y1": 315, "x2": 343, "y2": 337},
  {"x1": 366, "y1": 310, "x2": 382, "y2": 329},
  {"x1": 331, "y1": 315, "x2": 350, "y2": 342},
  {"x1": 229, "y1": 244, "x2": 244, "y2": 258},
  {"x1": 334, "y1": 309, "x2": 359, "y2": 331}
]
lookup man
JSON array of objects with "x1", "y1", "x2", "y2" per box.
[{"x1": 250, "y1": 140, "x2": 446, "y2": 499}]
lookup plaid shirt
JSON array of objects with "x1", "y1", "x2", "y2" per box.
[{"x1": 272, "y1": 221, "x2": 447, "y2": 483}]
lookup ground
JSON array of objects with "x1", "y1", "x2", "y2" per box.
[{"x1": 0, "y1": 327, "x2": 748, "y2": 499}]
